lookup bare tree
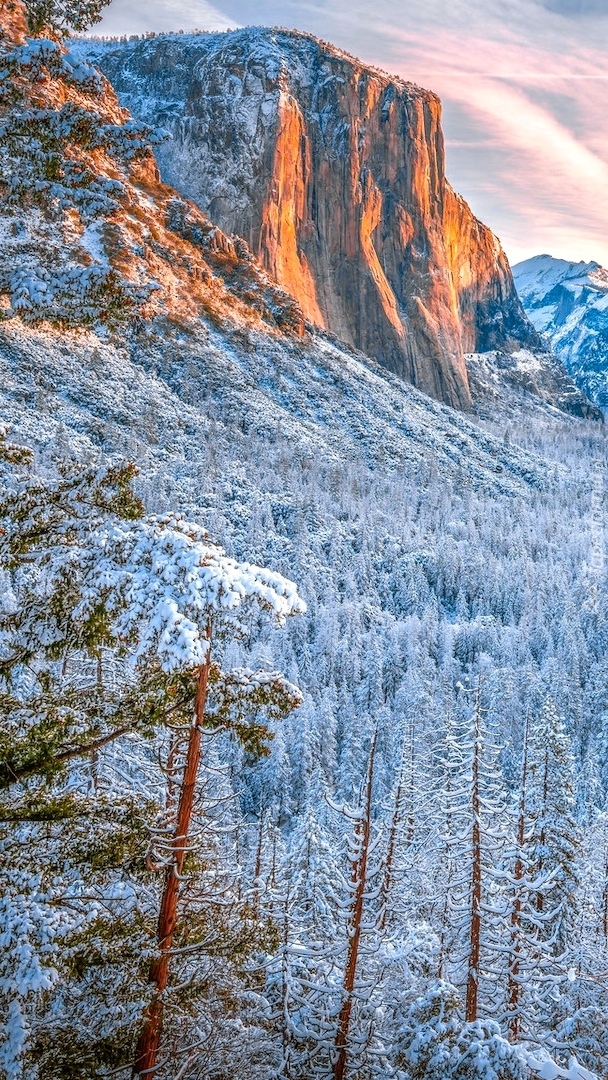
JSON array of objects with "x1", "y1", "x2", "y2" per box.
[{"x1": 333, "y1": 734, "x2": 377, "y2": 1080}]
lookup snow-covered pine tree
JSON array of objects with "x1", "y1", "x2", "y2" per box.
[
  {"x1": 526, "y1": 699, "x2": 581, "y2": 962},
  {"x1": 265, "y1": 802, "x2": 346, "y2": 1079},
  {"x1": 0, "y1": 430, "x2": 306, "y2": 1077},
  {"x1": 396, "y1": 981, "x2": 528, "y2": 1080},
  {"x1": 523, "y1": 702, "x2": 604, "y2": 1067},
  {"x1": 506, "y1": 711, "x2": 531, "y2": 1040},
  {"x1": 499, "y1": 704, "x2": 578, "y2": 1047},
  {"x1": 0, "y1": 430, "x2": 158, "y2": 1077},
  {"x1": 55, "y1": 512, "x2": 306, "y2": 1077},
  {"x1": 379, "y1": 689, "x2": 439, "y2": 935},
  {"x1": 332, "y1": 734, "x2": 379, "y2": 1080},
  {"x1": 435, "y1": 683, "x2": 512, "y2": 1022},
  {"x1": 0, "y1": 426, "x2": 150, "y2": 798}
]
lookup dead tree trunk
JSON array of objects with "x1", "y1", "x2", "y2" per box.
[
  {"x1": 603, "y1": 846, "x2": 608, "y2": 945},
  {"x1": 536, "y1": 750, "x2": 550, "y2": 914},
  {"x1": 508, "y1": 713, "x2": 530, "y2": 1040},
  {"x1": 379, "y1": 756, "x2": 405, "y2": 931},
  {"x1": 132, "y1": 651, "x2": 212, "y2": 1078},
  {"x1": 465, "y1": 688, "x2": 482, "y2": 1024},
  {"x1": 333, "y1": 735, "x2": 376, "y2": 1080}
]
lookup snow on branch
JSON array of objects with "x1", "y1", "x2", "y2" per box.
[{"x1": 70, "y1": 514, "x2": 306, "y2": 673}]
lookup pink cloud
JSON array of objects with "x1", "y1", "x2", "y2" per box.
[{"x1": 363, "y1": 23, "x2": 608, "y2": 265}]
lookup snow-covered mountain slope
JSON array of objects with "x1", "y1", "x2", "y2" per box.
[
  {"x1": 0, "y1": 318, "x2": 547, "y2": 501},
  {"x1": 514, "y1": 255, "x2": 608, "y2": 408},
  {"x1": 79, "y1": 28, "x2": 544, "y2": 411}
]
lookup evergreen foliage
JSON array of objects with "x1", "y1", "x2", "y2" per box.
[
  {"x1": 0, "y1": 429, "x2": 305, "y2": 1077},
  {"x1": 0, "y1": 10, "x2": 163, "y2": 327},
  {"x1": 24, "y1": 0, "x2": 111, "y2": 37}
]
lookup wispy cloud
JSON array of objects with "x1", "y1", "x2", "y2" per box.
[
  {"x1": 96, "y1": 0, "x2": 238, "y2": 35},
  {"x1": 97, "y1": 0, "x2": 608, "y2": 266}
]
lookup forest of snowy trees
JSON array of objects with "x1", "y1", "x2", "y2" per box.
[
  {"x1": 2, "y1": 0, "x2": 608, "y2": 1077},
  {"x1": 2, "y1": 398, "x2": 608, "y2": 1079}
]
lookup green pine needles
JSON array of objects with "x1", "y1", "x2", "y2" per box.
[{"x1": 0, "y1": 428, "x2": 305, "y2": 1076}]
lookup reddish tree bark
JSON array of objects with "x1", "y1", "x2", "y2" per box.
[
  {"x1": 333, "y1": 736, "x2": 376, "y2": 1080},
  {"x1": 132, "y1": 652, "x2": 211, "y2": 1078}
]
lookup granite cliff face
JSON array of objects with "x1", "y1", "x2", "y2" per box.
[{"x1": 84, "y1": 29, "x2": 541, "y2": 410}]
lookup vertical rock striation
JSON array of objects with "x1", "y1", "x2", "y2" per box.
[{"x1": 87, "y1": 29, "x2": 541, "y2": 409}]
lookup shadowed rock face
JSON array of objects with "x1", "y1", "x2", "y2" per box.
[{"x1": 87, "y1": 28, "x2": 541, "y2": 410}]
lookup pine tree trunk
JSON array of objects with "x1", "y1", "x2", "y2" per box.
[
  {"x1": 280, "y1": 896, "x2": 293, "y2": 1080},
  {"x1": 437, "y1": 712, "x2": 454, "y2": 981},
  {"x1": 465, "y1": 692, "x2": 482, "y2": 1024},
  {"x1": 536, "y1": 751, "x2": 549, "y2": 913},
  {"x1": 253, "y1": 810, "x2": 265, "y2": 916},
  {"x1": 379, "y1": 758, "x2": 405, "y2": 931},
  {"x1": 508, "y1": 714, "x2": 529, "y2": 1040},
  {"x1": 132, "y1": 653, "x2": 212, "y2": 1078},
  {"x1": 333, "y1": 736, "x2": 376, "y2": 1080}
]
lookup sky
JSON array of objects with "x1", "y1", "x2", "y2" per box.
[{"x1": 94, "y1": 0, "x2": 608, "y2": 268}]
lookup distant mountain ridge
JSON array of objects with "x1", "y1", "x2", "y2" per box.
[
  {"x1": 514, "y1": 254, "x2": 608, "y2": 408},
  {"x1": 81, "y1": 28, "x2": 543, "y2": 411}
]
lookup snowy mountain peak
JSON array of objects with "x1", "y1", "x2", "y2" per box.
[
  {"x1": 514, "y1": 254, "x2": 608, "y2": 407},
  {"x1": 515, "y1": 254, "x2": 608, "y2": 301}
]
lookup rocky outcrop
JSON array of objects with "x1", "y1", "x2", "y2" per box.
[
  {"x1": 85, "y1": 29, "x2": 541, "y2": 409},
  {"x1": 0, "y1": 4, "x2": 304, "y2": 336},
  {"x1": 466, "y1": 349, "x2": 602, "y2": 421}
]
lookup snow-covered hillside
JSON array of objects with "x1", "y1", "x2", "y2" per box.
[{"x1": 514, "y1": 254, "x2": 608, "y2": 408}]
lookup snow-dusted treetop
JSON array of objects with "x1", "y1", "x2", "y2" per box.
[{"x1": 70, "y1": 514, "x2": 307, "y2": 673}]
